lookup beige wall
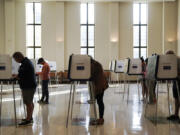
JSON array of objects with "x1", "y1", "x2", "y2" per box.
[
  {"x1": 15, "y1": 0, "x2": 26, "y2": 54},
  {"x1": 64, "y1": 2, "x2": 80, "y2": 69},
  {"x1": 119, "y1": 2, "x2": 133, "y2": 59},
  {"x1": 148, "y1": 1, "x2": 177, "y2": 56},
  {"x1": 148, "y1": 2, "x2": 163, "y2": 56},
  {"x1": 41, "y1": 2, "x2": 65, "y2": 71},
  {"x1": 0, "y1": 0, "x2": 5, "y2": 54},
  {"x1": 4, "y1": 0, "x2": 15, "y2": 55},
  {"x1": 178, "y1": 0, "x2": 180, "y2": 56},
  {"x1": 95, "y1": 3, "x2": 110, "y2": 70},
  {"x1": 164, "y1": 1, "x2": 177, "y2": 54}
]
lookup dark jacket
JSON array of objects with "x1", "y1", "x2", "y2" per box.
[
  {"x1": 18, "y1": 57, "x2": 37, "y2": 90},
  {"x1": 91, "y1": 60, "x2": 109, "y2": 96}
]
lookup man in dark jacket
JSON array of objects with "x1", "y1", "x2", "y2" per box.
[{"x1": 13, "y1": 52, "x2": 37, "y2": 126}]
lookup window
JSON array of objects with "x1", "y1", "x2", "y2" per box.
[
  {"x1": 80, "y1": 3, "x2": 95, "y2": 58},
  {"x1": 26, "y1": 3, "x2": 41, "y2": 59},
  {"x1": 133, "y1": 3, "x2": 147, "y2": 59}
]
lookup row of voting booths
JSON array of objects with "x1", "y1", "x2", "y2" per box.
[
  {"x1": 109, "y1": 58, "x2": 143, "y2": 101},
  {"x1": 109, "y1": 54, "x2": 180, "y2": 124}
]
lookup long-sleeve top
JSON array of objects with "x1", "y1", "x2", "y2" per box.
[
  {"x1": 18, "y1": 57, "x2": 37, "y2": 90},
  {"x1": 40, "y1": 62, "x2": 50, "y2": 80}
]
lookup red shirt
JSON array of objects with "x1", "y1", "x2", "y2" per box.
[{"x1": 40, "y1": 62, "x2": 50, "y2": 80}]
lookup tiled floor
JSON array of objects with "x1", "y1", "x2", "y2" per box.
[{"x1": 0, "y1": 83, "x2": 180, "y2": 135}]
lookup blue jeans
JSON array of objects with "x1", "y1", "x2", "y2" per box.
[{"x1": 41, "y1": 80, "x2": 49, "y2": 102}]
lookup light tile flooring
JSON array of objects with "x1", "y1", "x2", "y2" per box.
[{"x1": 0, "y1": 83, "x2": 180, "y2": 135}]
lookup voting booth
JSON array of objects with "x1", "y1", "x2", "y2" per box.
[
  {"x1": 128, "y1": 58, "x2": 143, "y2": 75},
  {"x1": 66, "y1": 54, "x2": 97, "y2": 127},
  {"x1": 0, "y1": 55, "x2": 12, "y2": 79},
  {"x1": 145, "y1": 55, "x2": 179, "y2": 125},
  {"x1": 48, "y1": 61, "x2": 57, "y2": 72},
  {"x1": 0, "y1": 55, "x2": 17, "y2": 127},
  {"x1": 12, "y1": 58, "x2": 20, "y2": 75},
  {"x1": 68, "y1": 54, "x2": 91, "y2": 81},
  {"x1": 147, "y1": 55, "x2": 178, "y2": 80},
  {"x1": 123, "y1": 58, "x2": 130, "y2": 74},
  {"x1": 114, "y1": 60, "x2": 124, "y2": 73}
]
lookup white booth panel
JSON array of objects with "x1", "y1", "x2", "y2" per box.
[
  {"x1": 123, "y1": 59, "x2": 129, "y2": 74},
  {"x1": 157, "y1": 55, "x2": 177, "y2": 79},
  {"x1": 47, "y1": 61, "x2": 56, "y2": 71},
  {"x1": 128, "y1": 58, "x2": 142, "y2": 75},
  {"x1": 147, "y1": 55, "x2": 178, "y2": 80},
  {"x1": 12, "y1": 58, "x2": 20, "y2": 75},
  {"x1": 68, "y1": 54, "x2": 91, "y2": 80},
  {"x1": 114, "y1": 60, "x2": 124, "y2": 73},
  {"x1": 0, "y1": 55, "x2": 12, "y2": 79}
]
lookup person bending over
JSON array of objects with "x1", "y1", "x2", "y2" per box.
[
  {"x1": 90, "y1": 59, "x2": 109, "y2": 125},
  {"x1": 13, "y1": 52, "x2": 37, "y2": 126}
]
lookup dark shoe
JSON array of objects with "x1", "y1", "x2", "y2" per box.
[
  {"x1": 22, "y1": 118, "x2": 33, "y2": 122},
  {"x1": 43, "y1": 101, "x2": 49, "y2": 104},
  {"x1": 18, "y1": 120, "x2": 32, "y2": 126},
  {"x1": 90, "y1": 118, "x2": 104, "y2": 125},
  {"x1": 38, "y1": 100, "x2": 43, "y2": 103},
  {"x1": 167, "y1": 115, "x2": 179, "y2": 121}
]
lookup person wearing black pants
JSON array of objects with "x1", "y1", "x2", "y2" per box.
[
  {"x1": 96, "y1": 92, "x2": 104, "y2": 119},
  {"x1": 41, "y1": 80, "x2": 49, "y2": 103},
  {"x1": 90, "y1": 59, "x2": 109, "y2": 125}
]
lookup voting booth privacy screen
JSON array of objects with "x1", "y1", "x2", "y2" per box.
[
  {"x1": 114, "y1": 60, "x2": 124, "y2": 73},
  {"x1": 68, "y1": 54, "x2": 91, "y2": 81},
  {"x1": 12, "y1": 58, "x2": 20, "y2": 75},
  {"x1": 147, "y1": 55, "x2": 178, "y2": 80},
  {"x1": 109, "y1": 60, "x2": 115, "y2": 72},
  {"x1": 128, "y1": 58, "x2": 143, "y2": 75},
  {"x1": 0, "y1": 55, "x2": 12, "y2": 79},
  {"x1": 123, "y1": 59, "x2": 130, "y2": 74}
]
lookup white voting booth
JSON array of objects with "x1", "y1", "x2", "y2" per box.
[
  {"x1": 114, "y1": 60, "x2": 124, "y2": 73},
  {"x1": 12, "y1": 58, "x2": 20, "y2": 75},
  {"x1": 0, "y1": 55, "x2": 12, "y2": 79},
  {"x1": 48, "y1": 61, "x2": 57, "y2": 72},
  {"x1": 145, "y1": 55, "x2": 179, "y2": 124},
  {"x1": 0, "y1": 55, "x2": 17, "y2": 127},
  {"x1": 68, "y1": 55, "x2": 91, "y2": 81},
  {"x1": 66, "y1": 54, "x2": 97, "y2": 127}
]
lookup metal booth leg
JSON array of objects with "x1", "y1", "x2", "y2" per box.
[
  {"x1": 175, "y1": 80, "x2": 180, "y2": 114},
  {"x1": 12, "y1": 81, "x2": 17, "y2": 127},
  {"x1": 155, "y1": 81, "x2": 159, "y2": 125},
  {"x1": 127, "y1": 80, "x2": 130, "y2": 104},
  {"x1": 66, "y1": 82, "x2": 73, "y2": 128},
  {"x1": 0, "y1": 82, "x2": 3, "y2": 125},
  {"x1": 70, "y1": 83, "x2": 76, "y2": 120},
  {"x1": 166, "y1": 81, "x2": 170, "y2": 117},
  {"x1": 137, "y1": 78, "x2": 140, "y2": 101}
]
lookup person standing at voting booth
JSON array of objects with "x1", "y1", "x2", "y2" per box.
[
  {"x1": 139, "y1": 57, "x2": 148, "y2": 101},
  {"x1": 37, "y1": 58, "x2": 50, "y2": 104},
  {"x1": 12, "y1": 52, "x2": 37, "y2": 126},
  {"x1": 165, "y1": 50, "x2": 180, "y2": 123},
  {"x1": 90, "y1": 59, "x2": 109, "y2": 125}
]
